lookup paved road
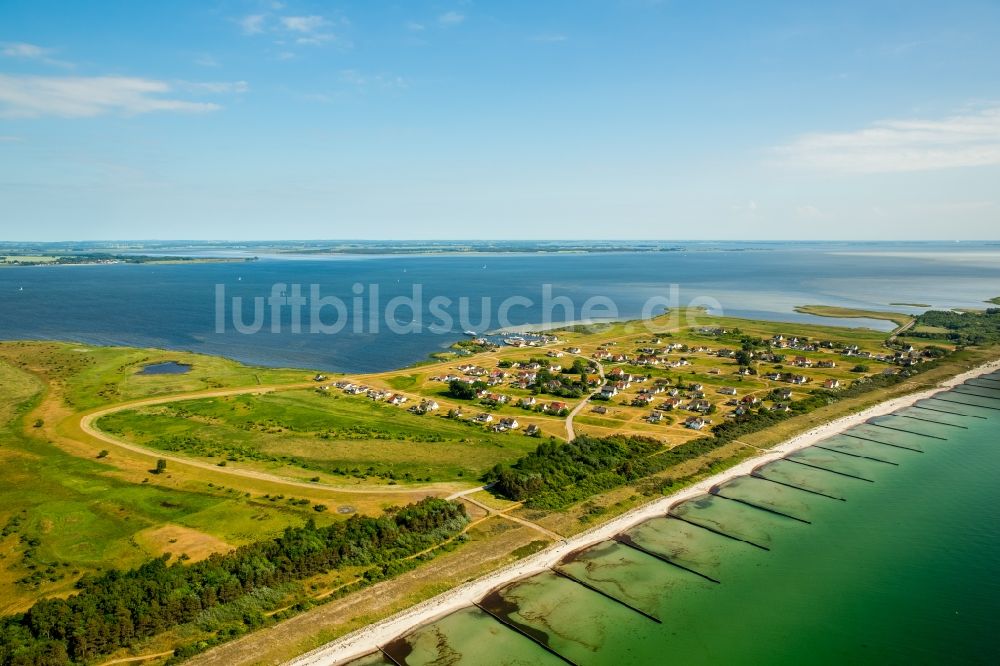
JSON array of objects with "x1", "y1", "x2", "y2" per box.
[
  {"x1": 888, "y1": 317, "x2": 916, "y2": 342},
  {"x1": 565, "y1": 354, "x2": 605, "y2": 440}
]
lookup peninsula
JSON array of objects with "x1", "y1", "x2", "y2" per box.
[{"x1": 1, "y1": 305, "x2": 998, "y2": 665}]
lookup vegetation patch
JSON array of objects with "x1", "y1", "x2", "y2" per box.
[
  {"x1": 0, "y1": 498, "x2": 467, "y2": 665},
  {"x1": 904, "y1": 308, "x2": 1000, "y2": 346},
  {"x1": 793, "y1": 305, "x2": 911, "y2": 327}
]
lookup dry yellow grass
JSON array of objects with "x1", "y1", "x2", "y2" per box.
[{"x1": 132, "y1": 524, "x2": 233, "y2": 563}]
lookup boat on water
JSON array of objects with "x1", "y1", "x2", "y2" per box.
[{"x1": 463, "y1": 330, "x2": 478, "y2": 336}]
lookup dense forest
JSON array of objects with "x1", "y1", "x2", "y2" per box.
[
  {"x1": 0, "y1": 498, "x2": 467, "y2": 665},
  {"x1": 484, "y1": 435, "x2": 664, "y2": 508},
  {"x1": 905, "y1": 308, "x2": 1000, "y2": 346},
  {"x1": 484, "y1": 433, "x2": 758, "y2": 509}
]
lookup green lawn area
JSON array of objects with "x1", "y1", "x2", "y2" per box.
[
  {"x1": 0, "y1": 354, "x2": 319, "y2": 615},
  {"x1": 98, "y1": 389, "x2": 543, "y2": 484},
  {"x1": 386, "y1": 374, "x2": 420, "y2": 390},
  {"x1": 0, "y1": 341, "x2": 308, "y2": 412},
  {"x1": 1, "y1": 255, "x2": 59, "y2": 264},
  {"x1": 912, "y1": 324, "x2": 951, "y2": 335}
]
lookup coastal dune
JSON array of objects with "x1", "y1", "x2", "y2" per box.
[{"x1": 288, "y1": 360, "x2": 1000, "y2": 666}]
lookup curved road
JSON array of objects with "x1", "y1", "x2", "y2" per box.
[
  {"x1": 76, "y1": 348, "x2": 606, "y2": 498},
  {"x1": 77, "y1": 383, "x2": 464, "y2": 496}
]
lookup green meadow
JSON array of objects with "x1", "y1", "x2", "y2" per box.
[
  {"x1": 99, "y1": 389, "x2": 543, "y2": 483},
  {"x1": 0, "y1": 345, "x2": 325, "y2": 614}
]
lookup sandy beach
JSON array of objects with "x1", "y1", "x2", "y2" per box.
[
  {"x1": 487, "y1": 317, "x2": 621, "y2": 335},
  {"x1": 288, "y1": 359, "x2": 1000, "y2": 666}
]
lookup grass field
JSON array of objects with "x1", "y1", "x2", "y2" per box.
[
  {"x1": 98, "y1": 389, "x2": 543, "y2": 483},
  {"x1": 0, "y1": 341, "x2": 307, "y2": 411},
  {"x1": 0, "y1": 343, "x2": 433, "y2": 615},
  {"x1": 0, "y1": 357, "x2": 325, "y2": 615}
]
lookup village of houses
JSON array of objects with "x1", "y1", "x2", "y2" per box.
[{"x1": 312, "y1": 318, "x2": 937, "y2": 446}]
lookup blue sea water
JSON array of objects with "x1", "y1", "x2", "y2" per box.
[{"x1": 2, "y1": 241, "x2": 999, "y2": 373}]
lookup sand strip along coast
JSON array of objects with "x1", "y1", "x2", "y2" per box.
[{"x1": 288, "y1": 359, "x2": 1000, "y2": 666}]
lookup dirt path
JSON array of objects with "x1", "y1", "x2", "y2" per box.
[
  {"x1": 460, "y1": 494, "x2": 564, "y2": 542},
  {"x1": 97, "y1": 651, "x2": 175, "y2": 666}
]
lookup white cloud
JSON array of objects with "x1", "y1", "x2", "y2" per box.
[
  {"x1": 0, "y1": 75, "x2": 222, "y2": 118},
  {"x1": 2, "y1": 42, "x2": 49, "y2": 58},
  {"x1": 0, "y1": 135, "x2": 23, "y2": 142},
  {"x1": 438, "y1": 11, "x2": 465, "y2": 26},
  {"x1": 240, "y1": 14, "x2": 266, "y2": 35},
  {"x1": 194, "y1": 54, "x2": 220, "y2": 68},
  {"x1": 280, "y1": 15, "x2": 328, "y2": 33},
  {"x1": 295, "y1": 34, "x2": 334, "y2": 46},
  {"x1": 774, "y1": 105, "x2": 1000, "y2": 173},
  {"x1": 281, "y1": 15, "x2": 337, "y2": 45},
  {"x1": 238, "y1": 11, "x2": 347, "y2": 54},
  {"x1": 530, "y1": 33, "x2": 568, "y2": 43},
  {"x1": 1, "y1": 41, "x2": 73, "y2": 67},
  {"x1": 406, "y1": 21, "x2": 425, "y2": 32}
]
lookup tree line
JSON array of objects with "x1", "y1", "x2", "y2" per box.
[
  {"x1": 904, "y1": 308, "x2": 1000, "y2": 346},
  {"x1": 0, "y1": 498, "x2": 467, "y2": 665},
  {"x1": 484, "y1": 435, "x2": 664, "y2": 508}
]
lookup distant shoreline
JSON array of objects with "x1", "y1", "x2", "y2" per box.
[{"x1": 0, "y1": 256, "x2": 256, "y2": 268}]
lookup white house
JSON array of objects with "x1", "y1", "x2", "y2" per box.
[{"x1": 685, "y1": 416, "x2": 707, "y2": 430}]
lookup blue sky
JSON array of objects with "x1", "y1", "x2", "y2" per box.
[{"x1": 1, "y1": 0, "x2": 999, "y2": 241}]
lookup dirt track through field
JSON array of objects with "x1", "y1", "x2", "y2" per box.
[{"x1": 76, "y1": 382, "x2": 464, "y2": 497}]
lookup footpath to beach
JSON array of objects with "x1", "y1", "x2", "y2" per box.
[{"x1": 288, "y1": 359, "x2": 1000, "y2": 666}]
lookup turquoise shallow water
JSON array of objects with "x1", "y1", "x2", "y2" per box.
[{"x1": 348, "y1": 376, "x2": 1000, "y2": 665}]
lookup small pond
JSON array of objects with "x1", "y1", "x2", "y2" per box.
[{"x1": 138, "y1": 361, "x2": 192, "y2": 375}]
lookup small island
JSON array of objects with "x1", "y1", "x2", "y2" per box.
[{"x1": 1, "y1": 253, "x2": 257, "y2": 267}]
